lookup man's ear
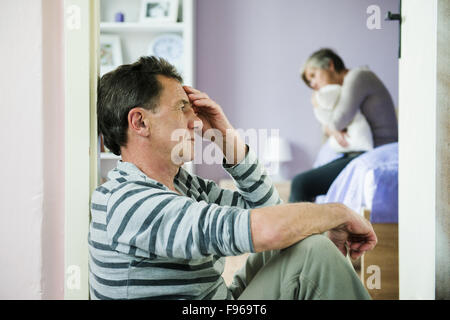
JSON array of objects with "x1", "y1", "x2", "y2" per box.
[{"x1": 128, "y1": 107, "x2": 150, "y2": 137}]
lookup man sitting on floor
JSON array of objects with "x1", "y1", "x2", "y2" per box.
[{"x1": 89, "y1": 56, "x2": 377, "y2": 300}]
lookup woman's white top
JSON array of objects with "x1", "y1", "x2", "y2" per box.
[
  {"x1": 312, "y1": 66, "x2": 398, "y2": 151},
  {"x1": 314, "y1": 83, "x2": 373, "y2": 153}
]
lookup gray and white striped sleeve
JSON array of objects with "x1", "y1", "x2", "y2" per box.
[
  {"x1": 196, "y1": 146, "x2": 282, "y2": 209},
  {"x1": 105, "y1": 184, "x2": 254, "y2": 260}
]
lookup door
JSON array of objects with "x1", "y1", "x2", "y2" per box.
[{"x1": 398, "y1": 0, "x2": 449, "y2": 300}]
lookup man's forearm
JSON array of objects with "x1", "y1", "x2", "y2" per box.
[
  {"x1": 220, "y1": 128, "x2": 248, "y2": 166},
  {"x1": 250, "y1": 202, "x2": 349, "y2": 252}
]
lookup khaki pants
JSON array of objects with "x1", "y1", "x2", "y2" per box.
[{"x1": 229, "y1": 234, "x2": 371, "y2": 300}]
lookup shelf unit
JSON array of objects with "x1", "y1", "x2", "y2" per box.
[
  {"x1": 100, "y1": 22, "x2": 185, "y2": 32},
  {"x1": 98, "y1": 0, "x2": 195, "y2": 182},
  {"x1": 99, "y1": 0, "x2": 194, "y2": 84}
]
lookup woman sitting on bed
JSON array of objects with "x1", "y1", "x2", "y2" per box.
[{"x1": 289, "y1": 48, "x2": 398, "y2": 203}]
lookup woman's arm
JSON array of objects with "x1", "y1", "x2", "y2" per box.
[
  {"x1": 323, "y1": 124, "x2": 349, "y2": 147},
  {"x1": 314, "y1": 69, "x2": 371, "y2": 131}
]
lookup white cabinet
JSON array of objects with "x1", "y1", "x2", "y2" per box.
[{"x1": 99, "y1": 0, "x2": 195, "y2": 182}]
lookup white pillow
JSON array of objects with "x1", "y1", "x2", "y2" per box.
[
  {"x1": 314, "y1": 85, "x2": 373, "y2": 153},
  {"x1": 315, "y1": 84, "x2": 341, "y2": 110}
]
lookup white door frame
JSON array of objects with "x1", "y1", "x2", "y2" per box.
[
  {"x1": 64, "y1": 0, "x2": 99, "y2": 300},
  {"x1": 398, "y1": 0, "x2": 449, "y2": 299}
]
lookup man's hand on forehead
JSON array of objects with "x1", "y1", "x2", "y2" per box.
[
  {"x1": 182, "y1": 85, "x2": 233, "y2": 135},
  {"x1": 183, "y1": 85, "x2": 247, "y2": 165}
]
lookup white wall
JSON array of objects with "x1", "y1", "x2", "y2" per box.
[
  {"x1": 0, "y1": 0, "x2": 64, "y2": 299},
  {"x1": 0, "y1": 0, "x2": 45, "y2": 299},
  {"x1": 398, "y1": 0, "x2": 437, "y2": 299}
]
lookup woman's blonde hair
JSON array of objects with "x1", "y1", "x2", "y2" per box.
[{"x1": 300, "y1": 48, "x2": 346, "y2": 88}]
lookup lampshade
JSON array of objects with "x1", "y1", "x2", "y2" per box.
[{"x1": 263, "y1": 136, "x2": 292, "y2": 163}]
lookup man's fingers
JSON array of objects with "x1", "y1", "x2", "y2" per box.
[
  {"x1": 183, "y1": 85, "x2": 200, "y2": 93},
  {"x1": 348, "y1": 239, "x2": 376, "y2": 255},
  {"x1": 192, "y1": 98, "x2": 217, "y2": 109},
  {"x1": 350, "y1": 249, "x2": 363, "y2": 260},
  {"x1": 350, "y1": 242, "x2": 362, "y2": 249},
  {"x1": 188, "y1": 93, "x2": 209, "y2": 100},
  {"x1": 359, "y1": 240, "x2": 376, "y2": 252}
]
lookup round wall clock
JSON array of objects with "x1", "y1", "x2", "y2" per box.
[{"x1": 148, "y1": 34, "x2": 183, "y2": 73}]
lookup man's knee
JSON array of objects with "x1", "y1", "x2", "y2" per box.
[
  {"x1": 285, "y1": 234, "x2": 341, "y2": 261},
  {"x1": 278, "y1": 235, "x2": 369, "y2": 300}
]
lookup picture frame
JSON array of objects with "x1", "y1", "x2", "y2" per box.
[
  {"x1": 99, "y1": 35, "x2": 123, "y2": 76},
  {"x1": 140, "y1": 0, "x2": 179, "y2": 23}
]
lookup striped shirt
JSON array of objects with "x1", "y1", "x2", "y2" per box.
[{"x1": 88, "y1": 147, "x2": 281, "y2": 300}]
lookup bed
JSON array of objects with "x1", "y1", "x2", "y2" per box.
[
  {"x1": 315, "y1": 141, "x2": 399, "y2": 299},
  {"x1": 316, "y1": 141, "x2": 398, "y2": 223}
]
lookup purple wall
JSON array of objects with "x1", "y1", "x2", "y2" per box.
[{"x1": 194, "y1": 0, "x2": 399, "y2": 182}]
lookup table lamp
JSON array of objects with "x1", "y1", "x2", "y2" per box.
[{"x1": 263, "y1": 136, "x2": 292, "y2": 181}]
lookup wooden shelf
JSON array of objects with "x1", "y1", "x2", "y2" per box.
[{"x1": 100, "y1": 22, "x2": 184, "y2": 33}]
